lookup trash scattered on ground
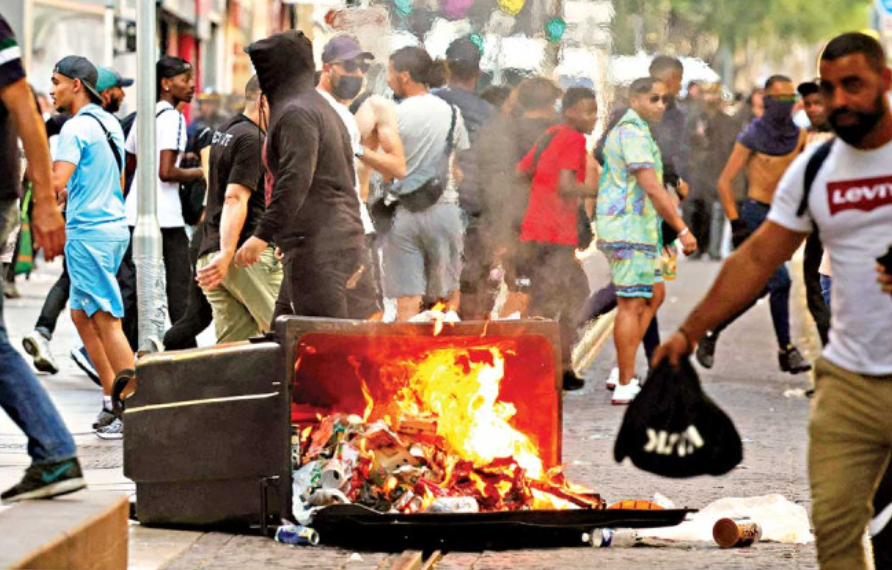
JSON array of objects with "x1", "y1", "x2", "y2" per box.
[
  {"x1": 783, "y1": 389, "x2": 808, "y2": 399},
  {"x1": 275, "y1": 524, "x2": 320, "y2": 546},
  {"x1": 584, "y1": 528, "x2": 639, "y2": 547},
  {"x1": 713, "y1": 518, "x2": 762, "y2": 548},
  {"x1": 348, "y1": 553, "x2": 363, "y2": 562},
  {"x1": 638, "y1": 494, "x2": 813, "y2": 544}
]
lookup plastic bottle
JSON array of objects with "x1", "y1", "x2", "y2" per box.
[{"x1": 584, "y1": 528, "x2": 638, "y2": 547}]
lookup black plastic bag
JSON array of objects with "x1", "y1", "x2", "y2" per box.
[{"x1": 614, "y1": 358, "x2": 743, "y2": 478}]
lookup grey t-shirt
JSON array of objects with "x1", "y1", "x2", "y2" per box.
[{"x1": 396, "y1": 93, "x2": 469, "y2": 203}]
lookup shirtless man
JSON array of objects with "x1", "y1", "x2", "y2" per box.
[{"x1": 355, "y1": 93, "x2": 405, "y2": 203}]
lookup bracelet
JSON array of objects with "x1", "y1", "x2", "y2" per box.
[
  {"x1": 678, "y1": 227, "x2": 690, "y2": 238},
  {"x1": 677, "y1": 325, "x2": 697, "y2": 353}
]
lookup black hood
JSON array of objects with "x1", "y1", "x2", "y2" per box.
[{"x1": 245, "y1": 30, "x2": 315, "y2": 104}]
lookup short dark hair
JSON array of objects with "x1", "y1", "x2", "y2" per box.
[
  {"x1": 480, "y1": 85, "x2": 511, "y2": 109},
  {"x1": 245, "y1": 74, "x2": 261, "y2": 100},
  {"x1": 516, "y1": 77, "x2": 562, "y2": 111},
  {"x1": 822, "y1": 32, "x2": 887, "y2": 72},
  {"x1": 630, "y1": 76, "x2": 660, "y2": 95},
  {"x1": 428, "y1": 58, "x2": 450, "y2": 89},
  {"x1": 156, "y1": 55, "x2": 192, "y2": 99},
  {"x1": 797, "y1": 81, "x2": 820, "y2": 98},
  {"x1": 649, "y1": 55, "x2": 683, "y2": 78},
  {"x1": 765, "y1": 74, "x2": 793, "y2": 90},
  {"x1": 390, "y1": 46, "x2": 432, "y2": 85},
  {"x1": 562, "y1": 87, "x2": 596, "y2": 112}
]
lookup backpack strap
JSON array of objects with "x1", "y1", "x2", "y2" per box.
[
  {"x1": 444, "y1": 104, "x2": 458, "y2": 156},
  {"x1": 531, "y1": 128, "x2": 561, "y2": 171},
  {"x1": 797, "y1": 138, "x2": 835, "y2": 217},
  {"x1": 81, "y1": 112, "x2": 123, "y2": 174},
  {"x1": 156, "y1": 106, "x2": 183, "y2": 151}
]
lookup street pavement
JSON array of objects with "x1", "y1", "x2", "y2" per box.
[{"x1": 0, "y1": 254, "x2": 821, "y2": 569}]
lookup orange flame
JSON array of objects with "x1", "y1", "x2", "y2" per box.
[{"x1": 360, "y1": 378, "x2": 374, "y2": 423}]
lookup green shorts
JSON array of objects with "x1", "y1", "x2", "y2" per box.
[{"x1": 607, "y1": 248, "x2": 663, "y2": 298}]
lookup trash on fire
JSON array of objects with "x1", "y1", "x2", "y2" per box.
[
  {"x1": 292, "y1": 345, "x2": 604, "y2": 517},
  {"x1": 637, "y1": 494, "x2": 813, "y2": 544}
]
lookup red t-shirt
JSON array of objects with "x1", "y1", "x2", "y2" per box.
[{"x1": 518, "y1": 125, "x2": 586, "y2": 246}]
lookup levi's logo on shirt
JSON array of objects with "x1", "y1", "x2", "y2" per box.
[{"x1": 827, "y1": 175, "x2": 892, "y2": 215}]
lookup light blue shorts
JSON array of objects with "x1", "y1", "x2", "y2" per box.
[{"x1": 66, "y1": 239, "x2": 127, "y2": 318}]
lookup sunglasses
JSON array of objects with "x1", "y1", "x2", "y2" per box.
[
  {"x1": 649, "y1": 94, "x2": 671, "y2": 104},
  {"x1": 765, "y1": 94, "x2": 798, "y2": 103},
  {"x1": 334, "y1": 60, "x2": 371, "y2": 74}
]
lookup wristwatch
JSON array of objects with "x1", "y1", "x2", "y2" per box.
[{"x1": 354, "y1": 145, "x2": 365, "y2": 160}]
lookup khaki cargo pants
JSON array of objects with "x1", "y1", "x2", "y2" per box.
[
  {"x1": 197, "y1": 246, "x2": 283, "y2": 343},
  {"x1": 810, "y1": 357, "x2": 892, "y2": 570}
]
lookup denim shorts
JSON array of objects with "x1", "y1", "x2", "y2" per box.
[{"x1": 66, "y1": 239, "x2": 127, "y2": 318}]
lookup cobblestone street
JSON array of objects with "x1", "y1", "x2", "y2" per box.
[{"x1": 1, "y1": 255, "x2": 820, "y2": 569}]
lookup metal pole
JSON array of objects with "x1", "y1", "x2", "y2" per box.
[
  {"x1": 134, "y1": 0, "x2": 166, "y2": 351},
  {"x1": 104, "y1": 0, "x2": 115, "y2": 67}
]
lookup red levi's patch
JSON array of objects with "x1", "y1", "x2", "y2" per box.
[{"x1": 827, "y1": 175, "x2": 892, "y2": 215}]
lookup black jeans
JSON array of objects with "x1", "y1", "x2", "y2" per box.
[
  {"x1": 683, "y1": 198, "x2": 712, "y2": 258},
  {"x1": 277, "y1": 246, "x2": 363, "y2": 320},
  {"x1": 162, "y1": 227, "x2": 192, "y2": 325},
  {"x1": 803, "y1": 229, "x2": 830, "y2": 346},
  {"x1": 163, "y1": 227, "x2": 212, "y2": 350},
  {"x1": 459, "y1": 219, "x2": 491, "y2": 320},
  {"x1": 35, "y1": 258, "x2": 70, "y2": 340},
  {"x1": 517, "y1": 242, "x2": 589, "y2": 372}
]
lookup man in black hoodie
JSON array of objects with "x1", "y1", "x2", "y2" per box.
[{"x1": 235, "y1": 31, "x2": 365, "y2": 318}]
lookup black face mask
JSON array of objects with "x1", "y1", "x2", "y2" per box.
[
  {"x1": 829, "y1": 91, "x2": 886, "y2": 145},
  {"x1": 332, "y1": 73, "x2": 363, "y2": 101}
]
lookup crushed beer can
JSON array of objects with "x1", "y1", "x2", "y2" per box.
[
  {"x1": 275, "y1": 524, "x2": 320, "y2": 546},
  {"x1": 713, "y1": 518, "x2": 762, "y2": 548}
]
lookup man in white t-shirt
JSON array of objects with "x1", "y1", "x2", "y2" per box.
[
  {"x1": 314, "y1": 36, "x2": 406, "y2": 320},
  {"x1": 124, "y1": 56, "x2": 204, "y2": 327},
  {"x1": 656, "y1": 33, "x2": 892, "y2": 570}
]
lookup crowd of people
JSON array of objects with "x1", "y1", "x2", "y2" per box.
[{"x1": 2, "y1": 13, "x2": 892, "y2": 568}]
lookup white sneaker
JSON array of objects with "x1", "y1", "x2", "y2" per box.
[
  {"x1": 605, "y1": 367, "x2": 620, "y2": 390},
  {"x1": 611, "y1": 377, "x2": 641, "y2": 405},
  {"x1": 22, "y1": 331, "x2": 59, "y2": 374}
]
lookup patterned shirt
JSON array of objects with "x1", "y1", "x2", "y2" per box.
[{"x1": 596, "y1": 109, "x2": 663, "y2": 258}]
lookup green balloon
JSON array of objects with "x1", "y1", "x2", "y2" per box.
[{"x1": 545, "y1": 17, "x2": 566, "y2": 43}]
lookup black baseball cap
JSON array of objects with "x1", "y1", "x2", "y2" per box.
[
  {"x1": 322, "y1": 36, "x2": 373, "y2": 64},
  {"x1": 53, "y1": 56, "x2": 102, "y2": 103},
  {"x1": 797, "y1": 80, "x2": 820, "y2": 97},
  {"x1": 446, "y1": 37, "x2": 482, "y2": 66}
]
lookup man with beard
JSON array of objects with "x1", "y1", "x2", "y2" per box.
[
  {"x1": 314, "y1": 35, "x2": 395, "y2": 319},
  {"x1": 695, "y1": 75, "x2": 811, "y2": 374},
  {"x1": 597, "y1": 78, "x2": 697, "y2": 404},
  {"x1": 656, "y1": 32, "x2": 892, "y2": 570},
  {"x1": 382, "y1": 46, "x2": 469, "y2": 321},
  {"x1": 236, "y1": 31, "x2": 365, "y2": 318}
]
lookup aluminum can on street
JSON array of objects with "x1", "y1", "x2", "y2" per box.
[
  {"x1": 275, "y1": 524, "x2": 320, "y2": 546},
  {"x1": 586, "y1": 528, "x2": 638, "y2": 547}
]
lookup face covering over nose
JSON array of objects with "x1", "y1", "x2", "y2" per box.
[
  {"x1": 333, "y1": 74, "x2": 363, "y2": 101},
  {"x1": 737, "y1": 96, "x2": 802, "y2": 156}
]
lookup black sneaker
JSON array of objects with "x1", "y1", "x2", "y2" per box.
[
  {"x1": 562, "y1": 371, "x2": 585, "y2": 391},
  {"x1": 1, "y1": 458, "x2": 86, "y2": 503},
  {"x1": 93, "y1": 408, "x2": 117, "y2": 430},
  {"x1": 70, "y1": 346, "x2": 101, "y2": 387},
  {"x1": 695, "y1": 334, "x2": 717, "y2": 369},
  {"x1": 779, "y1": 345, "x2": 812, "y2": 374}
]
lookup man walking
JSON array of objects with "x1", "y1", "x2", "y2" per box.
[
  {"x1": 656, "y1": 33, "x2": 892, "y2": 570},
  {"x1": 698, "y1": 75, "x2": 810, "y2": 373},
  {"x1": 195, "y1": 75, "x2": 283, "y2": 341},
  {"x1": 49, "y1": 56, "x2": 134, "y2": 439},
  {"x1": 237, "y1": 31, "x2": 365, "y2": 318},
  {"x1": 22, "y1": 65, "x2": 137, "y2": 378},
  {"x1": 597, "y1": 77, "x2": 696, "y2": 405},
  {"x1": 383, "y1": 46, "x2": 469, "y2": 321},
  {"x1": 517, "y1": 87, "x2": 600, "y2": 390}
]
